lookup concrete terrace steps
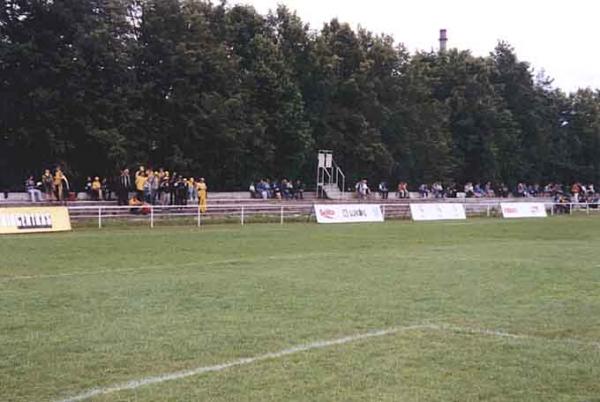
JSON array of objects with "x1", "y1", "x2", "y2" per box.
[{"x1": 0, "y1": 195, "x2": 554, "y2": 209}]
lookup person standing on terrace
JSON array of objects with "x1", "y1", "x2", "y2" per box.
[
  {"x1": 197, "y1": 178, "x2": 208, "y2": 214},
  {"x1": 42, "y1": 169, "x2": 54, "y2": 200},
  {"x1": 53, "y1": 166, "x2": 68, "y2": 201}
]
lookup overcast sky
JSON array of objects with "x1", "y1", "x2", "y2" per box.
[{"x1": 236, "y1": 0, "x2": 598, "y2": 92}]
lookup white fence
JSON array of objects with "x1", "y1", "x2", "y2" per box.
[{"x1": 65, "y1": 201, "x2": 600, "y2": 229}]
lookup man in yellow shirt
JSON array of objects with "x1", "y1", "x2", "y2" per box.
[
  {"x1": 53, "y1": 167, "x2": 67, "y2": 201},
  {"x1": 135, "y1": 167, "x2": 147, "y2": 201},
  {"x1": 91, "y1": 176, "x2": 102, "y2": 200},
  {"x1": 197, "y1": 178, "x2": 207, "y2": 214}
]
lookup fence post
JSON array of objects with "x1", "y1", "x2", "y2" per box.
[
  {"x1": 241, "y1": 206, "x2": 245, "y2": 226},
  {"x1": 382, "y1": 204, "x2": 386, "y2": 219},
  {"x1": 280, "y1": 206, "x2": 284, "y2": 225},
  {"x1": 98, "y1": 206, "x2": 102, "y2": 229},
  {"x1": 587, "y1": 203, "x2": 590, "y2": 215},
  {"x1": 486, "y1": 205, "x2": 491, "y2": 217},
  {"x1": 551, "y1": 204, "x2": 554, "y2": 216},
  {"x1": 197, "y1": 206, "x2": 201, "y2": 227},
  {"x1": 569, "y1": 203, "x2": 573, "y2": 215},
  {"x1": 150, "y1": 205, "x2": 154, "y2": 228}
]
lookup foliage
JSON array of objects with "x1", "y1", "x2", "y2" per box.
[{"x1": 2, "y1": 1, "x2": 599, "y2": 189}]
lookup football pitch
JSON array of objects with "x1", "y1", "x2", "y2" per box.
[{"x1": 1, "y1": 217, "x2": 599, "y2": 401}]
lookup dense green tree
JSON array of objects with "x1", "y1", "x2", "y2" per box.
[
  {"x1": 2, "y1": 0, "x2": 600, "y2": 191},
  {"x1": 386, "y1": 50, "x2": 453, "y2": 184},
  {"x1": 1, "y1": 0, "x2": 135, "y2": 182}
]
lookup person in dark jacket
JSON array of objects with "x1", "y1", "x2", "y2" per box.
[{"x1": 117, "y1": 169, "x2": 132, "y2": 206}]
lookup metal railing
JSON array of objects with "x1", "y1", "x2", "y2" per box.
[
  {"x1": 65, "y1": 201, "x2": 600, "y2": 229},
  {"x1": 68, "y1": 203, "x2": 316, "y2": 228}
]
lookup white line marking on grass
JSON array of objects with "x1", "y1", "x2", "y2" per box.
[
  {"x1": 436, "y1": 324, "x2": 600, "y2": 349},
  {"x1": 55, "y1": 323, "x2": 600, "y2": 402},
  {"x1": 1, "y1": 261, "x2": 205, "y2": 282},
  {"x1": 55, "y1": 324, "x2": 432, "y2": 402},
  {"x1": 0, "y1": 252, "x2": 339, "y2": 283}
]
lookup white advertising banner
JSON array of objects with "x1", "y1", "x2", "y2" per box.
[
  {"x1": 314, "y1": 204, "x2": 384, "y2": 223},
  {"x1": 501, "y1": 202, "x2": 547, "y2": 218},
  {"x1": 410, "y1": 203, "x2": 466, "y2": 221}
]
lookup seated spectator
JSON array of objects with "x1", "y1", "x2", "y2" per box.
[
  {"x1": 356, "y1": 179, "x2": 370, "y2": 199},
  {"x1": 249, "y1": 182, "x2": 258, "y2": 198},
  {"x1": 84, "y1": 177, "x2": 93, "y2": 199},
  {"x1": 464, "y1": 182, "x2": 474, "y2": 198},
  {"x1": 397, "y1": 182, "x2": 409, "y2": 199},
  {"x1": 293, "y1": 180, "x2": 304, "y2": 200},
  {"x1": 431, "y1": 182, "x2": 443, "y2": 198},
  {"x1": 256, "y1": 180, "x2": 268, "y2": 199},
  {"x1": 25, "y1": 176, "x2": 42, "y2": 202},
  {"x1": 495, "y1": 182, "x2": 509, "y2": 198},
  {"x1": 272, "y1": 180, "x2": 282, "y2": 200},
  {"x1": 128, "y1": 195, "x2": 149, "y2": 215},
  {"x1": 554, "y1": 193, "x2": 571, "y2": 214},
  {"x1": 484, "y1": 181, "x2": 495, "y2": 197},
  {"x1": 473, "y1": 183, "x2": 484, "y2": 197},
  {"x1": 418, "y1": 183, "x2": 429, "y2": 198},
  {"x1": 378, "y1": 181, "x2": 389, "y2": 199},
  {"x1": 446, "y1": 183, "x2": 458, "y2": 198},
  {"x1": 281, "y1": 179, "x2": 293, "y2": 200},
  {"x1": 265, "y1": 179, "x2": 273, "y2": 198},
  {"x1": 587, "y1": 184, "x2": 595, "y2": 196}
]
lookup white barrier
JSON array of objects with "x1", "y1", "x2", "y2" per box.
[
  {"x1": 410, "y1": 203, "x2": 467, "y2": 221},
  {"x1": 501, "y1": 202, "x2": 547, "y2": 218},
  {"x1": 3, "y1": 200, "x2": 593, "y2": 229},
  {"x1": 314, "y1": 204, "x2": 384, "y2": 223}
]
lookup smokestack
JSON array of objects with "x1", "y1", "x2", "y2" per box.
[{"x1": 439, "y1": 29, "x2": 447, "y2": 52}]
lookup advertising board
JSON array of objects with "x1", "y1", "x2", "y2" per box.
[
  {"x1": 410, "y1": 203, "x2": 467, "y2": 221},
  {"x1": 500, "y1": 203, "x2": 547, "y2": 218},
  {"x1": 314, "y1": 204, "x2": 384, "y2": 223},
  {"x1": 0, "y1": 207, "x2": 72, "y2": 234}
]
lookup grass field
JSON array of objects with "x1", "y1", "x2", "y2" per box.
[{"x1": 1, "y1": 217, "x2": 599, "y2": 402}]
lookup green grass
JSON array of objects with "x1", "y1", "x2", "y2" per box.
[{"x1": 1, "y1": 217, "x2": 599, "y2": 401}]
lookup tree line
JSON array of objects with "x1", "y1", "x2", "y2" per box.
[{"x1": 2, "y1": 0, "x2": 600, "y2": 190}]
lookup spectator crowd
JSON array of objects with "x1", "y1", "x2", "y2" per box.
[
  {"x1": 248, "y1": 179, "x2": 305, "y2": 200},
  {"x1": 22, "y1": 167, "x2": 306, "y2": 211},
  {"x1": 352, "y1": 179, "x2": 600, "y2": 205},
  {"x1": 23, "y1": 166, "x2": 210, "y2": 212},
  {"x1": 19, "y1": 167, "x2": 600, "y2": 209}
]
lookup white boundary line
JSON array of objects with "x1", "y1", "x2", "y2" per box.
[
  {"x1": 0, "y1": 253, "x2": 560, "y2": 283},
  {"x1": 55, "y1": 323, "x2": 599, "y2": 402},
  {"x1": 55, "y1": 324, "x2": 432, "y2": 402},
  {"x1": 0, "y1": 252, "x2": 339, "y2": 283}
]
